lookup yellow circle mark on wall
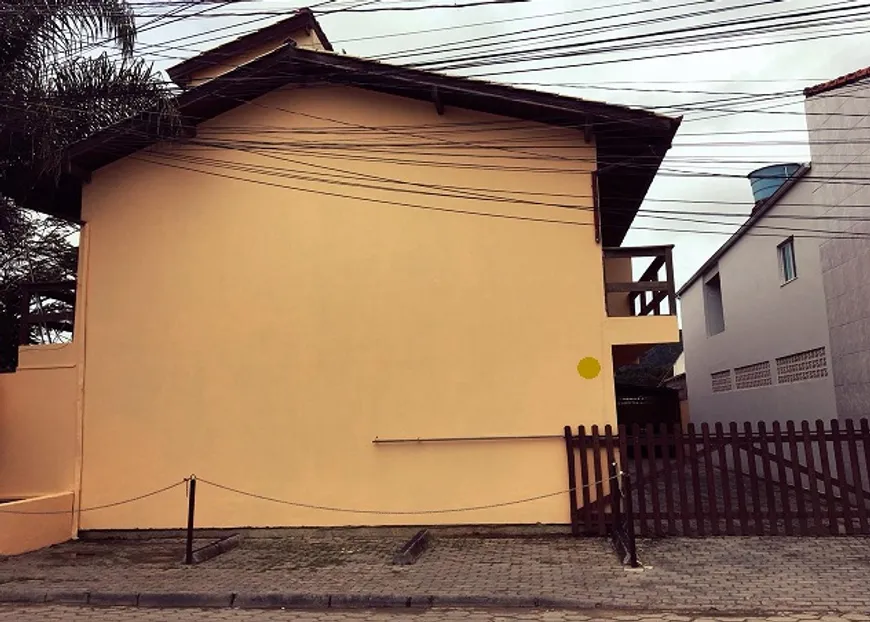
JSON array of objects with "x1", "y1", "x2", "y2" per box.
[{"x1": 576, "y1": 357, "x2": 601, "y2": 380}]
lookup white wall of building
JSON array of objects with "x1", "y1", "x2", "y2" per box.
[{"x1": 681, "y1": 179, "x2": 838, "y2": 426}]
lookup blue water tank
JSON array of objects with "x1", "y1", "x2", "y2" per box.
[{"x1": 748, "y1": 163, "x2": 802, "y2": 204}]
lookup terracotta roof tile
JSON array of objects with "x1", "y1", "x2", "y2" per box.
[{"x1": 804, "y1": 66, "x2": 870, "y2": 97}]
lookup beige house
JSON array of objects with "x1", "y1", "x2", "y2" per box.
[{"x1": 0, "y1": 10, "x2": 680, "y2": 551}]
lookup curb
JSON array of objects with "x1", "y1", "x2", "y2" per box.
[
  {"x1": 0, "y1": 590, "x2": 861, "y2": 615},
  {"x1": 189, "y1": 534, "x2": 242, "y2": 565},
  {"x1": 0, "y1": 590, "x2": 602, "y2": 610},
  {"x1": 392, "y1": 529, "x2": 430, "y2": 566},
  {"x1": 138, "y1": 593, "x2": 234, "y2": 608},
  {"x1": 233, "y1": 593, "x2": 329, "y2": 609}
]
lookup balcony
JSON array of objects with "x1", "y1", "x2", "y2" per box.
[{"x1": 603, "y1": 245, "x2": 676, "y2": 317}]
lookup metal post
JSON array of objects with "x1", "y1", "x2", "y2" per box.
[
  {"x1": 665, "y1": 246, "x2": 676, "y2": 316},
  {"x1": 185, "y1": 476, "x2": 197, "y2": 565},
  {"x1": 609, "y1": 462, "x2": 621, "y2": 527},
  {"x1": 623, "y1": 472, "x2": 639, "y2": 568}
]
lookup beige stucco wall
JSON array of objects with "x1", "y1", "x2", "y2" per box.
[
  {"x1": 0, "y1": 345, "x2": 78, "y2": 498},
  {"x1": 78, "y1": 84, "x2": 674, "y2": 529},
  {"x1": 0, "y1": 492, "x2": 74, "y2": 555}
]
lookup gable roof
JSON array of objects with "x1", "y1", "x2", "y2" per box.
[
  {"x1": 805, "y1": 66, "x2": 870, "y2": 97},
  {"x1": 54, "y1": 42, "x2": 680, "y2": 245},
  {"x1": 676, "y1": 163, "x2": 810, "y2": 297},
  {"x1": 166, "y1": 8, "x2": 333, "y2": 88}
]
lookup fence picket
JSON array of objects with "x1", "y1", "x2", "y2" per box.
[
  {"x1": 715, "y1": 422, "x2": 734, "y2": 535},
  {"x1": 771, "y1": 422, "x2": 793, "y2": 536},
  {"x1": 701, "y1": 423, "x2": 720, "y2": 535},
  {"x1": 800, "y1": 420, "x2": 825, "y2": 535},
  {"x1": 785, "y1": 421, "x2": 807, "y2": 535},
  {"x1": 631, "y1": 424, "x2": 648, "y2": 536},
  {"x1": 830, "y1": 420, "x2": 854, "y2": 535},
  {"x1": 663, "y1": 425, "x2": 677, "y2": 536},
  {"x1": 591, "y1": 425, "x2": 606, "y2": 536},
  {"x1": 617, "y1": 424, "x2": 629, "y2": 485},
  {"x1": 577, "y1": 426, "x2": 591, "y2": 534},
  {"x1": 815, "y1": 420, "x2": 839, "y2": 535},
  {"x1": 674, "y1": 424, "x2": 690, "y2": 535},
  {"x1": 687, "y1": 424, "x2": 705, "y2": 536},
  {"x1": 846, "y1": 419, "x2": 868, "y2": 533},
  {"x1": 645, "y1": 425, "x2": 662, "y2": 535},
  {"x1": 564, "y1": 426, "x2": 579, "y2": 536},
  {"x1": 758, "y1": 422, "x2": 779, "y2": 535},
  {"x1": 862, "y1": 420, "x2": 870, "y2": 514},
  {"x1": 744, "y1": 422, "x2": 765, "y2": 535},
  {"x1": 730, "y1": 421, "x2": 749, "y2": 535}
]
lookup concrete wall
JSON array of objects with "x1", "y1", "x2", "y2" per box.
[
  {"x1": 681, "y1": 179, "x2": 837, "y2": 426},
  {"x1": 0, "y1": 493, "x2": 74, "y2": 556},
  {"x1": 806, "y1": 79, "x2": 870, "y2": 421},
  {"x1": 0, "y1": 345, "x2": 80, "y2": 553},
  {"x1": 0, "y1": 345, "x2": 79, "y2": 498},
  {"x1": 77, "y1": 84, "x2": 677, "y2": 529}
]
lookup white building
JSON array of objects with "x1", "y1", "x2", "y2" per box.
[{"x1": 679, "y1": 64, "x2": 870, "y2": 425}]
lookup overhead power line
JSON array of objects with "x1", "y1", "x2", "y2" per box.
[{"x1": 123, "y1": 151, "x2": 870, "y2": 240}]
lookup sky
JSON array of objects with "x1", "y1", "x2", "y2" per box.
[{"x1": 127, "y1": 0, "x2": 870, "y2": 288}]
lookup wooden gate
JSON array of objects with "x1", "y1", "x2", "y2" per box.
[{"x1": 565, "y1": 419, "x2": 870, "y2": 537}]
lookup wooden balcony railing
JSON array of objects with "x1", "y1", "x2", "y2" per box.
[
  {"x1": 18, "y1": 281, "x2": 76, "y2": 345},
  {"x1": 603, "y1": 245, "x2": 676, "y2": 317}
]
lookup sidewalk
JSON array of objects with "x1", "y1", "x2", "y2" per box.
[
  {"x1": 3, "y1": 609, "x2": 870, "y2": 622},
  {"x1": 0, "y1": 528, "x2": 868, "y2": 613}
]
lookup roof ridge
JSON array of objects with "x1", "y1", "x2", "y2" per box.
[
  {"x1": 804, "y1": 65, "x2": 870, "y2": 97},
  {"x1": 166, "y1": 7, "x2": 332, "y2": 87}
]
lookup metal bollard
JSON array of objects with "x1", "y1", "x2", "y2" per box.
[
  {"x1": 623, "y1": 473, "x2": 639, "y2": 568},
  {"x1": 185, "y1": 475, "x2": 197, "y2": 565}
]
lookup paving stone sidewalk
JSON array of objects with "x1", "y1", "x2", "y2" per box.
[
  {"x1": 2, "y1": 609, "x2": 870, "y2": 622},
  {"x1": 0, "y1": 529, "x2": 868, "y2": 614}
]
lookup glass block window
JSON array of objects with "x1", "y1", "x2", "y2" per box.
[
  {"x1": 711, "y1": 370, "x2": 732, "y2": 393},
  {"x1": 776, "y1": 347, "x2": 828, "y2": 384},
  {"x1": 734, "y1": 361, "x2": 773, "y2": 390}
]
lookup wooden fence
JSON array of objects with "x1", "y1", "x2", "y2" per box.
[{"x1": 565, "y1": 419, "x2": 870, "y2": 537}]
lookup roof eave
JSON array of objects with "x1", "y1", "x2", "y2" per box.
[
  {"x1": 804, "y1": 66, "x2": 870, "y2": 98},
  {"x1": 64, "y1": 46, "x2": 680, "y2": 232}
]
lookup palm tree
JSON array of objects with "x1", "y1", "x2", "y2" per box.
[
  {"x1": 1, "y1": 0, "x2": 177, "y2": 201},
  {"x1": 0, "y1": 0, "x2": 177, "y2": 368}
]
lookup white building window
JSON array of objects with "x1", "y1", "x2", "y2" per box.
[
  {"x1": 704, "y1": 272, "x2": 725, "y2": 336},
  {"x1": 778, "y1": 237, "x2": 797, "y2": 284}
]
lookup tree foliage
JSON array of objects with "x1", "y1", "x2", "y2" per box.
[{"x1": 0, "y1": 0, "x2": 178, "y2": 369}]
